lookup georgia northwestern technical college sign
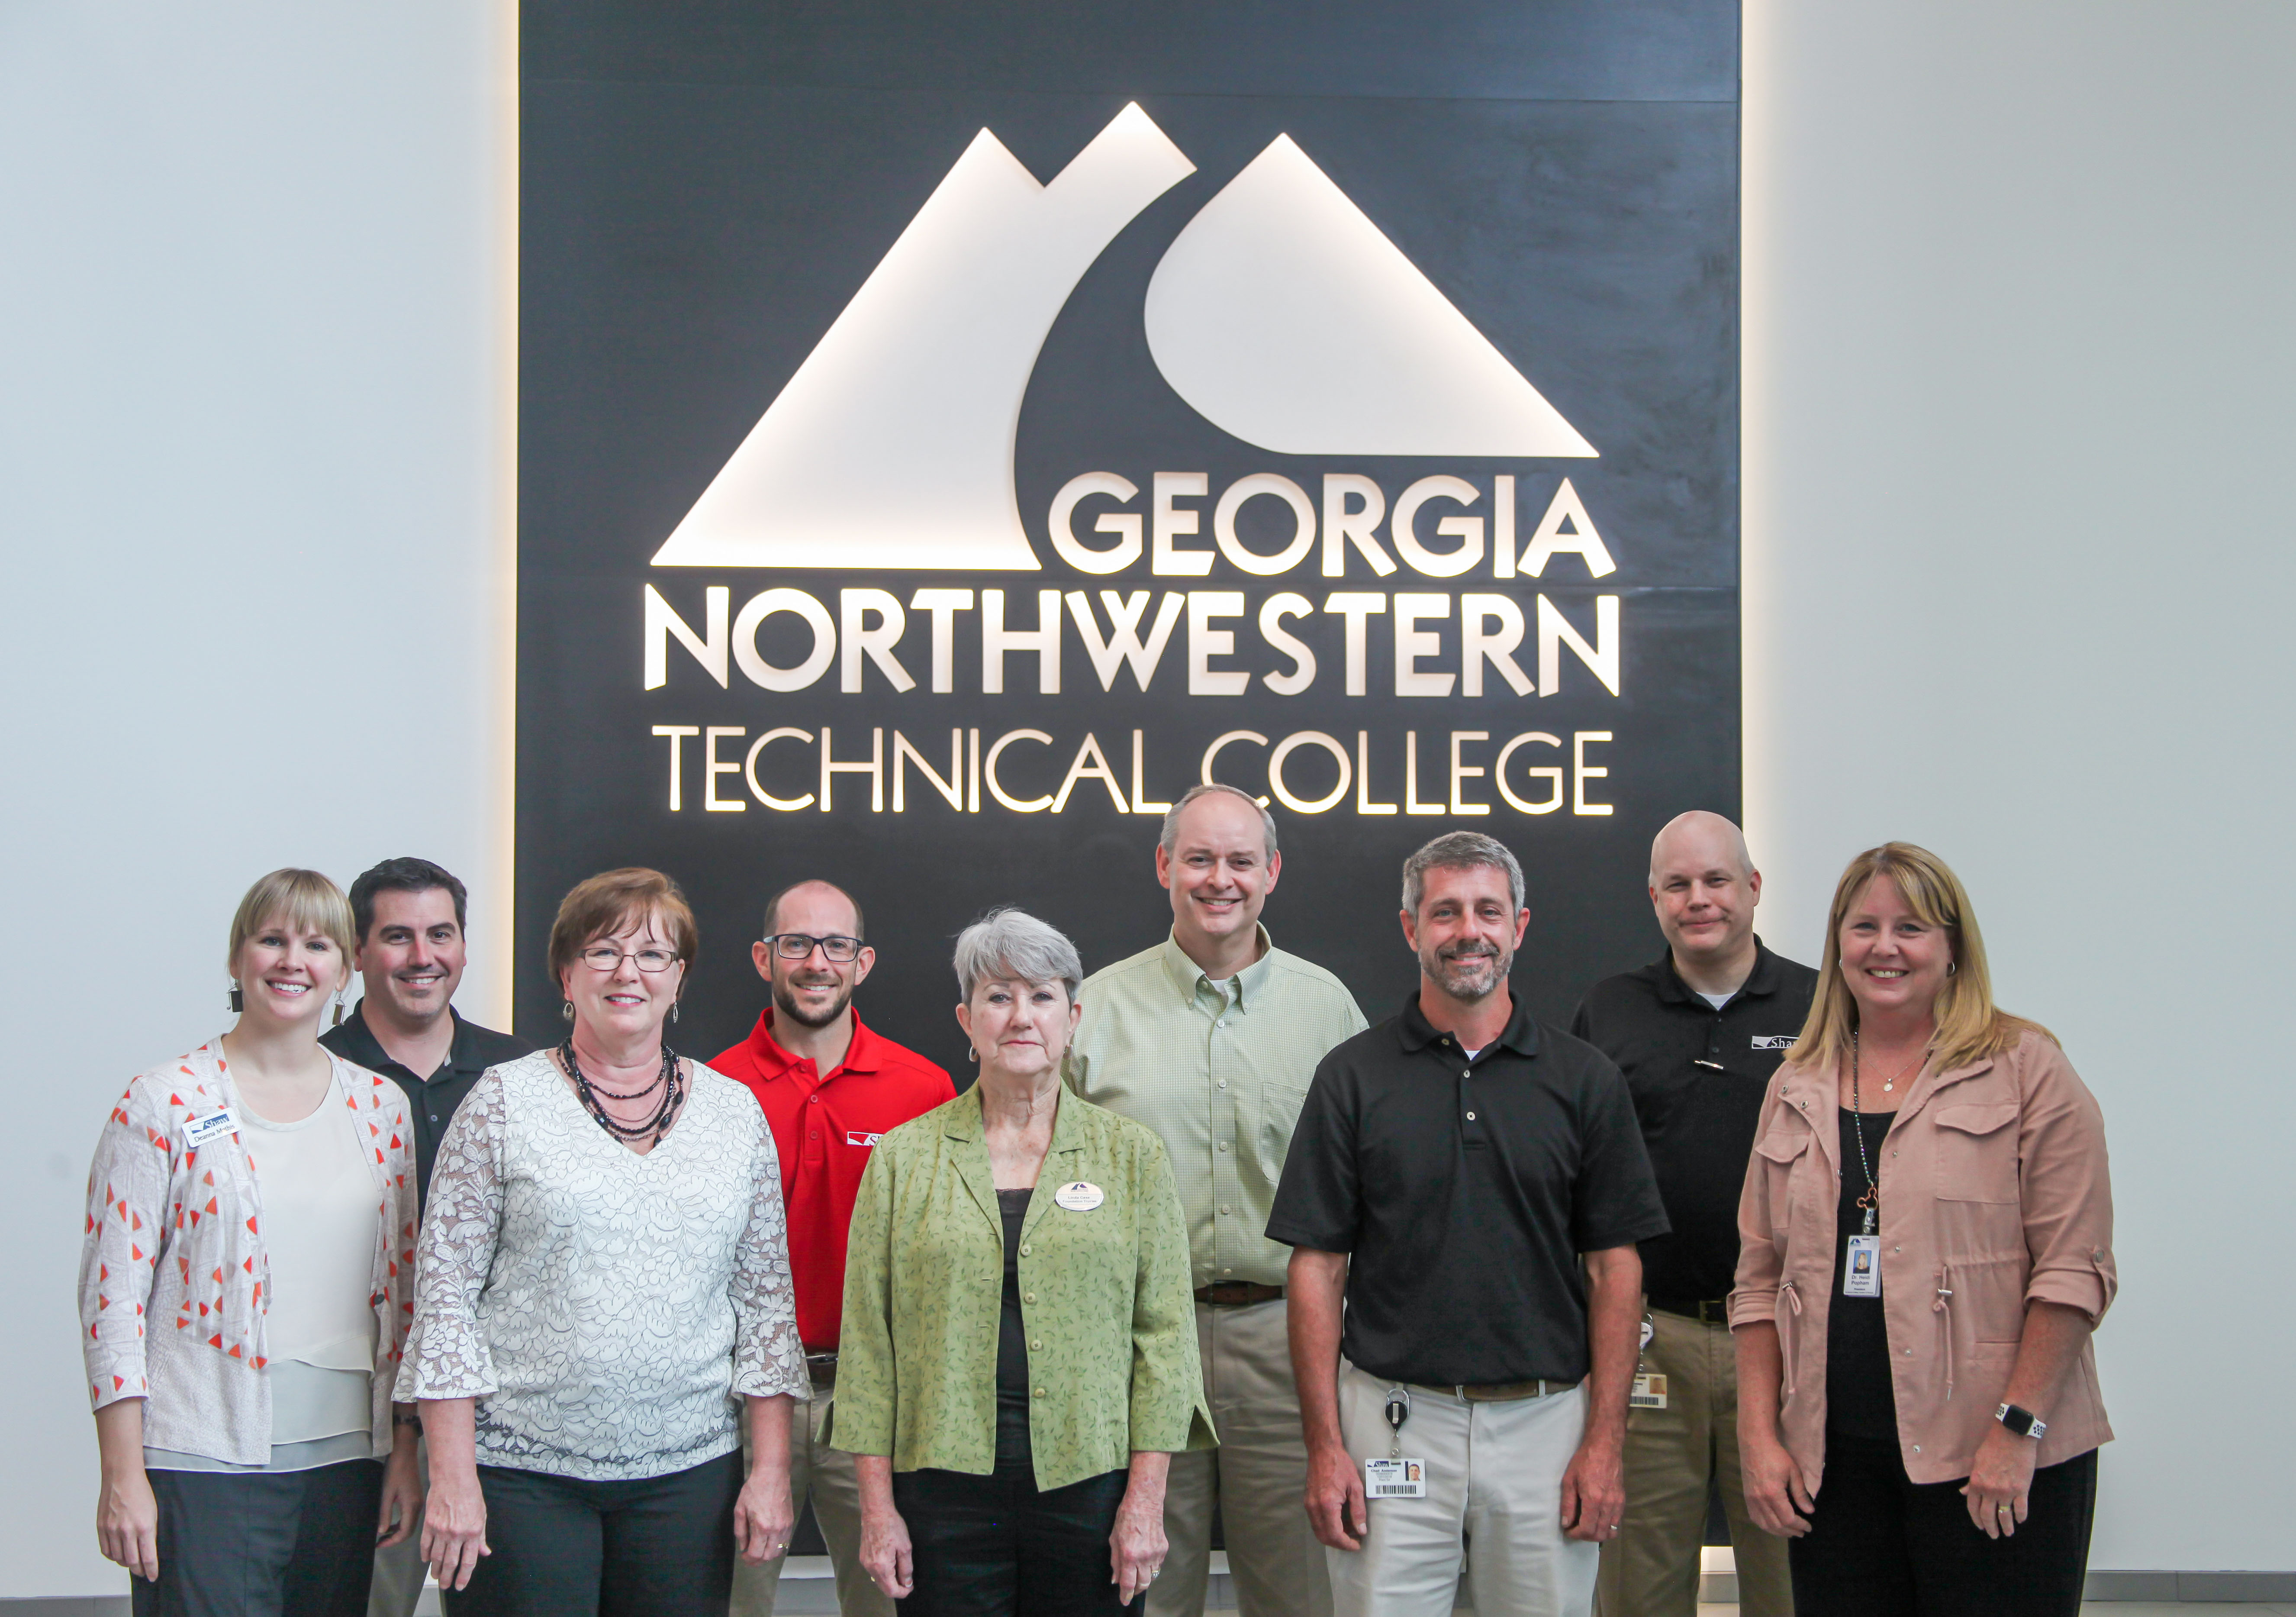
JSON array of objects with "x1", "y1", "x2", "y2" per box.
[
  {"x1": 517, "y1": 11, "x2": 1738, "y2": 1047},
  {"x1": 644, "y1": 108, "x2": 1631, "y2": 826}
]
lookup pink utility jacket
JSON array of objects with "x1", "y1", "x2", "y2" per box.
[{"x1": 1729, "y1": 1028, "x2": 2114, "y2": 1487}]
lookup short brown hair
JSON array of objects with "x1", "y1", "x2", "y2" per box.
[
  {"x1": 547, "y1": 868, "x2": 699, "y2": 987},
  {"x1": 229, "y1": 868, "x2": 357, "y2": 977}
]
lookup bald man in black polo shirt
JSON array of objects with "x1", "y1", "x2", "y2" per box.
[
  {"x1": 1571, "y1": 811, "x2": 1817, "y2": 1617},
  {"x1": 1273, "y1": 832, "x2": 1668, "y2": 1617}
]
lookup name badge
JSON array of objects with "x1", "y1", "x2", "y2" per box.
[
  {"x1": 844, "y1": 1130, "x2": 882, "y2": 1147},
  {"x1": 1843, "y1": 1234, "x2": 1881, "y2": 1297},
  {"x1": 1753, "y1": 1035, "x2": 1798, "y2": 1051},
  {"x1": 1365, "y1": 1457, "x2": 1427, "y2": 1498},
  {"x1": 1053, "y1": 1181, "x2": 1104, "y2": 1212},
  {"x1": 184, "y1": 1109, "x2": 238, "y2": 1148},
  {"x1": 1631, "y1": 1372, "x2": 1669, "y2": 1410}
]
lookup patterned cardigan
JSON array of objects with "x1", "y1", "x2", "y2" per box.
[{"x1": 79, "y1": 1039, "x2": 417, "y2": 1466}]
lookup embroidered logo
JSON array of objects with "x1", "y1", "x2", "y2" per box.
[
  {"x1": 1752, "y1": 1035, "x2": 1798, "y2": 1051},
  {"x1": 844, "y1": 1130, "x2": 884, "y2": 1148}
]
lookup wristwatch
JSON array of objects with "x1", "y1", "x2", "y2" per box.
[{"x1": 1995, "y1": 1402, "x2": 2046, "y2": 1441}]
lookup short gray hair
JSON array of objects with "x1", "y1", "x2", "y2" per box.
[
  {"x1": 952, "y1": 907, "x2": 1083, "y2": 1004},
  {"x1": 1401, "y1": 832, "x2": 1526, "y2": 917},
  {"x1": 1159, "y1": 783, "x2": 1279, "y2": 860}
]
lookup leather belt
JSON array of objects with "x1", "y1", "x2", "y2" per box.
[
  {"x1": 1648, "y1": 1297, "x2": 1731, "y2": 1325},
  {"x1": 1195, "y1": 1282, "x2": 1284, "y2": 1307},
  {"x1": 1412, "y1": 1378, "x2": 1580, "y2": 1403}
]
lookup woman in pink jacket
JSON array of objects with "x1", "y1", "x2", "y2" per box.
[{"x1": 1732, "y1": 843, "x2": 2113, "y2": 1617}]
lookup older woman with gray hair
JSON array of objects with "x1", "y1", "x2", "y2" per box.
[{"x1": 836, "y1": 907, "x2": 1214, "y2": 1616}]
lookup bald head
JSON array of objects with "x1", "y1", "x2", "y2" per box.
[
  {"x1": 1649, "y1": 810, "x2": 1753, "y2": 886},
  {"x1": 1648, "y1": 811, "x2": 1762, "y2": 992}
]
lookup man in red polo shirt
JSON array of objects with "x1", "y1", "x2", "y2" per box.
[{"x1": 714, "y1": 879, "x2": 954, "y2": 1617}]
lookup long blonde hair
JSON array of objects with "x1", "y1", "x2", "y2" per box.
[{"x1": 1795, "y1": 842, "x2": 2052, "y2": 1074}]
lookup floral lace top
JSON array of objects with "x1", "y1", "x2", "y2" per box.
[{"x1": 395, "y1": 1052, "x2": 807, "y2": 1480}]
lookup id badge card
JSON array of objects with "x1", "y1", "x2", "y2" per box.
[
  {"x1": 1631, "y1": 1372, "x2": 1669, "y2": 1410},
  {"x1": 184, "y1": 1108, "x2": 238, "y2": 1149},
  {"x1": 1365, "y1": 1457, "x2": 1427, "y2": 1498},
  {"x1": 1843, "y1": 1233, "x2": 1881, "y2": 1297}
]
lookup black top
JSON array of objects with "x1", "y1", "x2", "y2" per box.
[
  {"x1": 994, "y1": 1188, "x2": 1035, "y2": 1466},
  {"x1": 321, "y1": 1005, "x2": 534, "y2": 1213},
  {"x1": 1825, "y1": 1108, "x2": 1900, "y2": 1442},
  {"x1": 1570, "y1": 939, "x2": 1819, "y2": 1302},
  {"x1": 1267, "y1": 992, "x2": 1670, "y2": 1386}
]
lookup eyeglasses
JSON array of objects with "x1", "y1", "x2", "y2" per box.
[
  {"x1": 766, "y1": 933, "x2": 863, "y2": 963},
  {"x1": 578, "y1": 945, "x2": 680, "y2": 973}
]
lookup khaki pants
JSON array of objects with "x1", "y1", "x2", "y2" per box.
[
  {"x1": 367, "y1": 1438, "x2": 425, "y2": 1617},
  {"x1": 1148, "y1": 1298, "x2": 1330, "y2": 1617},
  {"x1": 1595, "y1": 1307, "x2": 1792, "y2": 1617},
  {"x1": 1327, "y1": 1362, "x2": 1596, "y2": 1617},
  {"x1": 730, "y1": 1375, "x2": 891, "y2": 1617}
]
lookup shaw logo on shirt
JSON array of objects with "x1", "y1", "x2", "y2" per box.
[
  {"x1": 845, "y1": 1130, "x2": 885, "y2": 1148},
  {"x1": 1752, "y1": 1035, "x2": 1798, "y2": 1051}
]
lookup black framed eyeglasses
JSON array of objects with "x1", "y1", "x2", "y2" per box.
[
  {"x1": 578, "y1": 945, "x2": 680, "y2": 973},
  {"x1": 767, "y1": 932, "x2": 863, "y2": 962}
]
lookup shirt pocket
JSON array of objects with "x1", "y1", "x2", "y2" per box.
[
  {"x1": 1752, "y1": 1123, "x2": 1813, "y2": 1237},
  {"x1": 1932, "y1": 1103, "x2": 2021, "y2": 1204}
]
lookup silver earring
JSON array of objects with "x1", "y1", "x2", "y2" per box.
[
  {"x1": 331, "y1": 990, "x2": 345, "y2": 1028},
  {"x1": 228, "y1": 980, "x2": 244, "y2": 1013},
  {"x1": 966, "y1": 1045, "x2": 978, "y2": 1062},
  {"x1": 1947, "y1": 961, "x2": 1958, "y2": 976},
  {"x1": 670, "y1": 1003, "x2": 681, "y2": 1023},
  {"x1": 561, "y1": 1001, "x2": 575, "y2": 1022}
]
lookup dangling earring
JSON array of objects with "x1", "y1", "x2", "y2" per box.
[
  {"x1": 561, "y1": 1000, "x2": 575, "y2": 1022},
  {"x1": 228, "y1": 980, "x2": 245, "y2": 1013},
  {"x1": 670, "y1": 1002, "x2": 681, "y2": 1023},
  {"x1": 331, "y1": 990, "x2": 345, "y2": 1027}
]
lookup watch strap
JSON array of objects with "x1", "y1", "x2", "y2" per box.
[{"x1": 1995, "y1": 1402, "x2": 2046, "y2": 1440}]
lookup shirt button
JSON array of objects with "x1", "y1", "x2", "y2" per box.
[
  {"x1": 1221, "y1": 1268, "x2": 1232, "y2": 1275},
  {"x1": 1031, "y1": 1340, "x2": 1043, "y2": 1352},
  {"x1": 1465, "y1": 1111, "x2": 1478, "y2": 1121},
  {"x1": 1217, "y1": 1020, "x2": 1229, "y2": 1028},
  {"x1": 1023, "y1": 1292, "x2": 1036, "y2": 1304},
  {"x1": 1217, "y1": 1080, "x2": 1227, "y2": 1090},
  {"x1": 1020, "y1": 1244, "x2": 1031, "y2": 1257},
  {"x1": 1903, "y1": 1348, "x2": 1913, "y2": 1356},
  {"x1": 1912, "y1": 1445, "x2": 1921, "y2": 1454},
  {"x1": 1219, "y1": 1205, "x2": 1231, "y2": 1216},
  {"x1": 1034, "y1": 1386, "x2": 1046, "y2": 1398},
  {"x1": 809, "y1": 1096, "x2": 820, "y2": 1104},
  {"x1": 808, "y1": 1131, "x2": 818, "y2": 1140},
  {"x1": 1218, "y1": 1142, "x2": 1230, "y2": 1152}
]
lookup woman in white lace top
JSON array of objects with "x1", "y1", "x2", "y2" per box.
[{"x1": 397, "y1": 868, "x2": 808, "y2": 1615}]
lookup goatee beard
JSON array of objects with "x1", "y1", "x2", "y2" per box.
[{"x1": 773, "y1": 981, "x2": 852, "y2": 1030}]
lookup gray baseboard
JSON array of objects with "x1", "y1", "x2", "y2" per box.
[{"x1": 10, "y1": 1566, "x2": 2295, "y2": 1611}]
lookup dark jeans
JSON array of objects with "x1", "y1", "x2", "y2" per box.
[
  {"x1": 443, "y1": 1451, "x2": 743, "y2": 1617},
  {"x1": 892, "y1": 1456, "x2": 1129, "y2": 1617},
  {"x1": 135, "y1": 1459, "x2": 381, "y2": 1617},
  {"x1": 1791, "y1": 1432, "x2": 2098, "y2": 1617}
]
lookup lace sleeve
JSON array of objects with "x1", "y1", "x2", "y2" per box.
[
  {"x1": 394, "y1": 1071, "x2": 509, "y2": 1401},
  {"x1": 728, "y1": 1104, "x2": 808, "y2": 1401}
]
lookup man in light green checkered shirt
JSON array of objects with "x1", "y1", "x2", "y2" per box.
[{"x1": 1066, "y1": 784, "x2": 1367, "y2": 1617}]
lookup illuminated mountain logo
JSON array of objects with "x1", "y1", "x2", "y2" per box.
[{"x1": 650, "y1": 105, "x2": 1594, "y2": 571}]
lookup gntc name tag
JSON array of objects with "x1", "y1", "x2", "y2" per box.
[
  {"x1": 1053, "y1": 1181, "x2": 1105, "y2": 1212},
  {"x1": 1365, "y1": 1458, "x2": 1427, "y2": 1498},
  {"x1": 184, "y1": 1109, "x2": 238, "y2": 1148}
]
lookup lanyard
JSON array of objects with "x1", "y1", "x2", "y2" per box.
[
  {"x1": 1384, "y1": 1386, "x2": 1410, "y2": 1460},
  {"x1": 1848, "y1": 1033, "x2": 1883, "y2": 1237}
]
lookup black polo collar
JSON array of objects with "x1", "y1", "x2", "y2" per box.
[
  {"x1": 337, "y1": 1002, "x2": 487, "y2": 1080},
  {"x1": 1396, "y1": 990, "x2": 1541, "y2": 1059},
  {"x1": 1649, "y1": 936, "x2": 1788, "y2": 1008}
]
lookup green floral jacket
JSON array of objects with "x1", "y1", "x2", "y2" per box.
[{"x1": 834, "y1": 1084, "x2": 1217, "y2": 1491}]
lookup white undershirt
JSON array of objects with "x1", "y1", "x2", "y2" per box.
[
  {"x1": 146, "y1": 1094, "x2": 379, "y2": 1472},
  {"x1": 1698, "y1": 991, "x2": 1733, "y2": 1010}
]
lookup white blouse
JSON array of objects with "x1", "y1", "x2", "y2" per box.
[{"x1": 396, "y1": 1052, "x2": 807, "y2": 1481}]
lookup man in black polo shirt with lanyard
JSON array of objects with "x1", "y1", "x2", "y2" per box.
[
  {"x1": 320, "y1": 856, "x2": 531, "y2": 1617},
  {"x1": 1571, "y1": 810, "x2": 1816, "y2": 1617},
  {"x1": 1272, "y1": 831, "x2": 1668, "y2": 1617}
]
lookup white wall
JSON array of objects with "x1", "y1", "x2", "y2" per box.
[
  {"x1": 0, "y1": 3, "x2": 514, "y2": 1597},
  {"x1": 1744, "y1": 0, "x2": 2296, "y2": 1575},
  {"x1": 4, "y1": 0, "x2": 2289, "y2": 1596}
]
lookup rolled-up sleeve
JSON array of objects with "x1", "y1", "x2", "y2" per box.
[
  {"x1": 396, "y1": 1075, "x2": 509, "y2": 1401},
  {"x1": 2015, "y1": 1042, "x2": 2116, "y2": 1325},
  {"x1": 831, "y1": 1145, "x2": 898, "y2": 1457},
  {"x1": 80, "y1": 1082, "x2": 168, "y2": 1410},
  {"x1": 1126, "y1": 1141, "x2": 1215, "y2": 1454},
  {"x1": 1729, "y1": 1073, "x2": 1793, "y2": 1330},
  {"x1": 730, "y1": 1113, "x2": 808, "y2": 1401}
]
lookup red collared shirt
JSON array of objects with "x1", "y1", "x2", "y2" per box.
[{"x1": 710, "y1": 1009, "x2": 954, "y2": 1350}]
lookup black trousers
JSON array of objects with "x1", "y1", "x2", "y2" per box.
[
  {"x1": 442, "y1": 1451, "x2": 742, "y2": 1617},
  {"x1": 135, "y1": 1459, "x2": 381, "y2": 1617},
  {"x1": 892, "y1": 1456, "x2": 1129, "y2": 1617},
  {"x1": 1791, "y1": 1433, "x2": 2098, "y2": 1617}
]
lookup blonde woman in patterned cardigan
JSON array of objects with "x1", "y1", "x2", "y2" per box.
[{"x1": 81, "y1": 868, "x2": 420, "y2": 1616}]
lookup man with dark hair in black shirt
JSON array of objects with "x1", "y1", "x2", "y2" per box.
[
  {"x1": 1571, "y1": 811, "x2": 1817, "y2": 1617},
  {"x1": 322, "y1": 855, "x2": 531, "y2": 1617},
  {"x1": 1272, "y1": 831, "x2": 1668, "y2": 1617}
]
